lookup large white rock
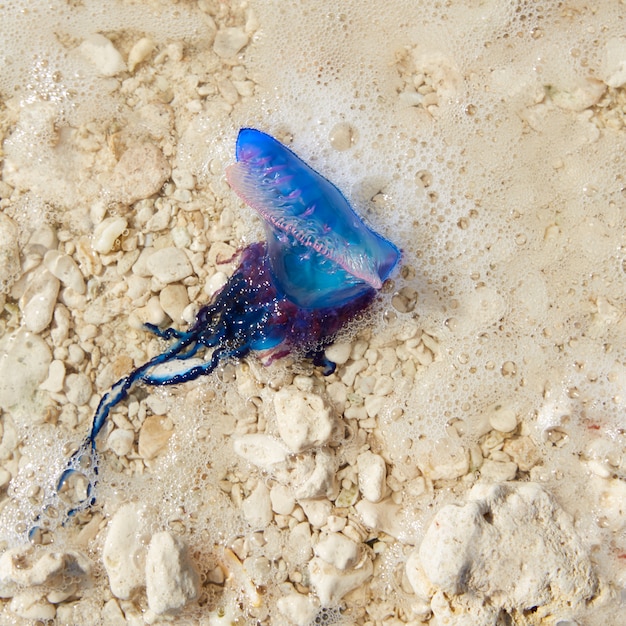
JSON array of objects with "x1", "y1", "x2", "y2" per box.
[
  {"x1": 407, "y1": 482, "x2": 598, "y2": 622},
  {"x1": 273, "y1": 387, "x2": 334, "y2": 453},
  {"x1": 102, "y1": 503, "x2": 151, "y2": 599},
  {"x1": 145, "y1": 532, "x2": 199, "y2": 615}
]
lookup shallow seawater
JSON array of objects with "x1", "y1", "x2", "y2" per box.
[{"x1": 0, "y1": 1, "x2": 625, "y2": 624}]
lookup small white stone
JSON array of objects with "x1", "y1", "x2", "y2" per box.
[
  {"x1": 233, "y1": 434, "x2": 290, "y2": 468},
  {"x1": 277, "y1": 592, "x2": 319, "y2": 626},
  {"x1": 93, "y1": 216, "x2": 127, "y2": 254},
  {"x1": 204, "y1": 271, "x2": 228, "y2": 298},
  {"x1": 324, "y1": 342, "x2": 352, "y2": 366},
  {"x1": 172, "y1": 168, "x2": 196, "y2": 190},
  {"x1": 159, "y1": 284, "x2": 189, "y2": 323},
  {"x1": 480, "y1": 458, "x2": 518, "y2": 482},
  {"x1": 79, "y1": 33, "x2": 126, "y2": 76},
  {"x1": 145, "y1": 532, "x2": 199, "y2": 615},
  {"x1": 213, "y1": 27, "x2": 249, "y2": 58},
  {"x1": 0, "y1": 329, "x2": 52, "y2": 411},
  {"x1": 147, "y1": 247, "x2": 193, "y2": 284},
  {"x1": 487, "y1": 402, "x2": 518, "y2": 433},
  {"x1": 138, "y1": 415, "x2": 173, "y2": 460},
  {"x1": 273, "y1": 387, "x2": 334, "y2": 453},
  {"x1": 9, "y1": 589, "x2": 56, "y2": 620},
  {"x1": 308, "y1": 554, "x2": 373, "y2": 606},
  {"x1": 128, "y1": 37, "x2": 155, "y2": 72},
  {"x1": 242, "y1": 482, "x2": 273, "y2": 528},
  {"x1": 64, "y1": 372, "x2": 92, "y2": 407},
  {"x1": 133, "y1": 296, "x2": 167, "y2": 328},
  {"x1": 19, "y1": 267, "x2": 60, "y2": 333},
  {"x1": 102, "y1": 598, "x2": 126, "y2": 625},
  {"x1": 298, "y1": 499, "x2": 332, "y2": 529},
  {"x1": 40, "y1": 359, "x2": 66, "y2": 393},
  {"x1": 356, "y1": 451, "x2": 387, "y2": 503},
  {"x1": 355, "y1": 499, "x2": 412, "y2": 542},
  {"x1": 43, "y1": 250, "x2": 86, "y2": 294},
  {"x1": 111, "y1": 144, "x2": 171, "y2": 205},
  {"x1": 315, "y1": 533, "x2": 360, "y2": 571},
  {"x1": 107, "y1": 428, "x2": 134, "y2": 457},
  {"x1": 103, "y1": 503, "x2": 151, "y2": 599},
  {"x1": 270, "y1": 484, "x2": 295, "y2": 515},
  {"x1": 293, "y1": 450, "x2": 337, "y2": 500}
]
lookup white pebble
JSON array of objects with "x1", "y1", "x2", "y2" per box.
[
  {"x1": 64, "y1": 372, "x2": 92, "y2": 407},
  {"x1": 159, "y1": 284, "x2": 189, "y2": 323},
  {"x1": 40, "y1": 359, "x2": 66, "y2": 393},
  {"x1": 270, "y1": 484, "x2": 295, "y2": 515},
  {"x1": 102, "y1": 503, "x2": 150, "y2": 599},
  {"x1": 19, "y1": 268, "x2": 60, "y2": 333},
  {"x1": 314, "y1": 533, "x2": 360, "y2": 571},
  {"x1": 43, "y1": 250, "x2": 86, "y2": 294},
  {"x1": 299, "y1": 499, "x2": 332, "y2": 529},
  {"x1": 138, "y1": 415, "x2": 173, "y2": 460},
  {"x1": 324, "y1": 342, "x2": 352, "y2": 365},
  {"x1": 111, "y1": 144, "x2": 171, "y2": 205},
  {"x1": 171, "y1": 168, "x2": 196, "y2": 190},
  {"x1": 357, "y1": 451, "x2": 387, "y2": 503},
  {"x1": 147, "y1": 247, "x2": 193, "y2": 284},
  {"x1": 308, "y1": 554, "x2": 373, "y2": 606},
  {"x1": 79, "y1": 33, "x2": 126, "y2": 76},
  {"x1": 107, "y1": 429, "x2": 134, "y2": 457},
  {"x1": 9, "y1": 589, "x2": 56, "y2": 620},
  {"x1": 480, "y1": 458, "x2": 518, "y2": 482},
  {"x1": 293, "y1": 450, "x2": 337, "y2": 500},
  {"x1": 145, "y1": 532, "x2": 199, "y2": 615},
  {"x1": 0, "y1": 329, "x2": 51, "y2": 411},
  {"x1": 204, "y1": 271, "x2": 228, "y2": 298},
  {"x1": 487, "y1": 402, "x2": 518, "y2": 433},
  {"x1": 233, "y1": 434, "x2": 290, "y2": 468},
  {"x1": 128, "y1": 37, "x2": 155, "y2": 72},
  {"x1": 277, "y1": 593, "x2": 319, "y2": 626},
  {"x1": 242, "y1": 482, "x2": 273, "y2": 528},
  {"x1": 213, "y1": 27, "x2": 249, "y2": 58},
  {"x1": 93, "y1": 216, "x2": 127, "y2": 254},
  {"x1": 273, "y1": 387, "x2": 334, "y2": 453}
]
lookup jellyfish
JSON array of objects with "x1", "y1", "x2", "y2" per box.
[{"x1": 53, "y1": 128, "x2": 400, "y2": 520}]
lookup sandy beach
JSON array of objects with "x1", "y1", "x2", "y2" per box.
[{"x1": 1, "y1": 1, "x2": 625, "y2": 624}]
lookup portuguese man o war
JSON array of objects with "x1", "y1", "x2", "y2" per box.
[{"x1": 51, "y1": 128, "x2": 400, "y2": 525}]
